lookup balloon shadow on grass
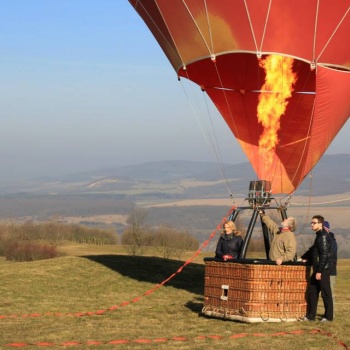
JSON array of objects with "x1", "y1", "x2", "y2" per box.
[{"x1": 82, "y1": 255, "x2": 205, "y2": 295}]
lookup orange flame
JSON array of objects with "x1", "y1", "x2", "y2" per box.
[{"x1": 257, "y1": 55, "x2": 297, "y2": 166}]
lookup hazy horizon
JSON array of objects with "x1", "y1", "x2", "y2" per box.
[{"x1": 1, "y1": 1, "x2": 349, "y2": 184}]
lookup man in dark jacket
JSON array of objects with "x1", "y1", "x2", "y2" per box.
[
  {"x1": 302, "y1": 215, "x2": 334, "y2": 322},
  {"x1": 323, "y1": 220, "x2": 337, "y2": 318}
]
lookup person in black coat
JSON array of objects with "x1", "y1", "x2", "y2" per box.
[
  {"x1": 323, "y1": 220, "x2": 337, "y2": 318},
  {"x1": 302, "y1": 215, "x2": 334, "y2": 322},
  {"x1": 215, "y1": 220, "x2": 243, "y2": 261}
]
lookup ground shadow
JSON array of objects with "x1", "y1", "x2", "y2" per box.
[
  {"x1": 184, "y1": 297, "x2": 206, "y2": 314},
  {"x1": 81, "y1": 255, "x2": 205, "y2": 295}
]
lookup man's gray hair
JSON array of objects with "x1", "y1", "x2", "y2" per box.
[{"x1": 287, "y1": 217, "x2": 297, "y2": 232}]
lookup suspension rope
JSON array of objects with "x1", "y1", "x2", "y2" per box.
[
  {"x1": 177, "y1": 78, "x2": 234, "y2": 202},
  {"x1": 203, "y1": 0, "x2": 215, "y2": 55},
  {"x1": 243, "y1": 0, "x2": 259, "y2": 53},
  {"x1": 201, "y1": 91, "x2": 235, "y2": 201},
  {"x1": 181, "y1": 0, "x2": 215, "y2": 60},
  {"x1": 174, "y1": 1, "x2": 242, "y2": 201},
  {"x1": 146, "y1": 0, "x2": 241, "y2": 202},
  {"x1": 289, "y1": 105, "x2": 316, "y2": 190},
  {"x1": 312, "y1": 0, "x2": 320, "y2": 64},
  {"x1": 295, "y1": 172, "x2": 313, "y2": 235},
  {"x1": 134, "y1": 1, "x2": 181, "y2": 66},
  {"x1": 259, "y1": 0, "x2": 272, "y2": 54},
  {"x1": 316, "y1": 4, "x2": 350, "y2": 62}
]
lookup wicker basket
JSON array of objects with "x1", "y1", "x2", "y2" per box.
[{"x1": 202, "y1": 259, "x2": 310, "y2": 323}]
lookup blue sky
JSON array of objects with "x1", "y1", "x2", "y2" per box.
[{"x1": 0, "y1": 1, "x2": 349, "y2": 183}]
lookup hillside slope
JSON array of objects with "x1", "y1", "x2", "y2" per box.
[{"x1": 1, "y1": 154, "x2": 348, "y2": 198}]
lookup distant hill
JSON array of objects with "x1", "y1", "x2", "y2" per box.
[
  {"x1": 297, "y1": 154, "x2": 350, "y2": 195},
  {"x1": 0, "y1": 154, "x2": 349, "y2": 198}
]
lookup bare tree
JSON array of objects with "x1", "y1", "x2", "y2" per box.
[
  {"x1": 47, "y1": 220, "x2": 64, "y2": 248},
  {"x1": 153, "y1": 225, "x2": 176, "y2": 259},
  {"x1": 153, "y1": 225, "x2": 199, "y2": 259},
  {"x1": 173, "y1": 230, "x2": 199, "y2": 259},
  {"x1": 121, "y1": 207, "x2": 152, "y2": 255}
]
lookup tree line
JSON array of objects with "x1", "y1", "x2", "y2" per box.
[
  {"x1": 0, "y1": 208, "x2": 200, "y2": 261},
  {"x1": 121, "y1": 208, "x2": 199, "y2": 259}
]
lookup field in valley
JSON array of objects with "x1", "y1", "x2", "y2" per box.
[{"x1": 58, "y1": 193, "x2": 350, "y2": 229}]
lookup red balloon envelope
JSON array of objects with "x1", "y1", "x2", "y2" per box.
[{"x1": 129, "y1": 0, "x2": 350, "y2": 194}]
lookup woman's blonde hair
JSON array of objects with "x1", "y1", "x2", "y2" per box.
[{"x1": 223, "y1": 220, "x2": 241, "y2": 236}]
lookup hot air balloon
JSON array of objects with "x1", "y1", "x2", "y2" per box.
[
  {"x1": 128, "y1": 0, "x2": 350, "y2": 323},
  {"x1": 128, "y1": 0, "x2": 350, "y2": 194}
]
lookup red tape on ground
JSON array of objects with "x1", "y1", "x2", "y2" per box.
[{"x1": 1, "y1": 330, "x2": 348, "y2": 349}]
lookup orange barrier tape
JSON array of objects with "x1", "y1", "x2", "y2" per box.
[{"x1": 1, "y1": 330, "x2": 348, "y2": 349}]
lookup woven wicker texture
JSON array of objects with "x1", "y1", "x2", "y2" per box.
[{"x1": 203, "y1": 261, "x2": 310, "y2": 322}]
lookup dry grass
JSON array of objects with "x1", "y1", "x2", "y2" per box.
[{"x1": 0, "y1": 244, "x2": 349, "y2": 350}]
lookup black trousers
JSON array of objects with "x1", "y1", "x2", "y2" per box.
[{"x1": 306, "y1": 269, "x2": 333, "y2": 320}]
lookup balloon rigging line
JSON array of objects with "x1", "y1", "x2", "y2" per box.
[
  {"x1": 289, "y1": 101, "x2": 316, "y2": 188},
  {"x1": 135, "y1": 0, "x2": 248, "y2": 200},
  {"x1": 133, "y1": 1, "x2": 184, "y2": 70},
  {"x1": 279, "y1": 191, "x2": 294, "y2": 210},
  {"x1": 312, "y1": 0, "x2": 320, "y2": 62},
  {"x1": 280, "y1": 62, "x2": 315, "y2": 194},
  {"x1": 271, "y1": 159, "x2": 284, "y2": 198},
  {"x1": 213, "y1": 55, "x2": 274, "y2": 189},
  {"x1": 210, "y1": 60, "x2": 241, "y2": 140},
  {"x1": 294, "y1": 173, "x2": 313, "y2": 236},
  {"x1": 200, "y1": 61, "x2": 247, "y2": 201},
  {"x1": 316, "y1": 4, "x2": 350, "y2": 62},
  {"x1": 258, "y1": 0, "x2": 272, "y2": 54},
  {"x1": 142, "y1": 1, "x2": 342, "y2": 197},
  {"x1": 181, "y1": 0, "x2": 215, "y2": 58},
  {"x1": 201, "y1": 91, "x2": 235, "y2": 200},
  {"x1": 178, "y1": 76, "x2": 234, "y2": 199},
  {"x1": 143, "y1": 0, "x2": 248, "y2": 191},
  {"x1": 256, "y1": 0, "x2": 272, "y2": 55},
  {"x1": 183, "y1": 54, "x2": 298, "y2": 199},
  {"x1": 158, "y1": 9, "x2": 186, "y2": 70},
  {"x1": 244, "y1": 0, "x2": 272, "y2": 56},
  {"x1": 244, "y1": 0, "x2": 258, "y2": 53},
  {"x1": 178, "y1": 76, "x2": 217, "y2": 151},
  {"x1": 203, "y1": 0, "x2": 215, "y2": 55},
  {"x1": 286, "y1": 57, "x2": 317, "y2": 189},
  {"x1": 278, "y1": 136, "x2": 312, "y2": 148},
  {"x1": 212, "y1": 87, "x2": 315, "y2": 94}
]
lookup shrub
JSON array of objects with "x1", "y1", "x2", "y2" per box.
[
  {"x1": 152, "y1": 225, "x2": 199, "y2": 259},
  {"x1": 4, "y1": 242, "x2": 59, "y2": 262},
  {"x1": 0, "y1": 221, "x2": 118, "y2": 253},
  {"x1": 121, "y1": 228, "x2": 153, "y2": 255}
]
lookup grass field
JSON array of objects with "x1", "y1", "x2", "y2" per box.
[{"x1": 0, "y1": 245, "x2": 349, "y2": 350}]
